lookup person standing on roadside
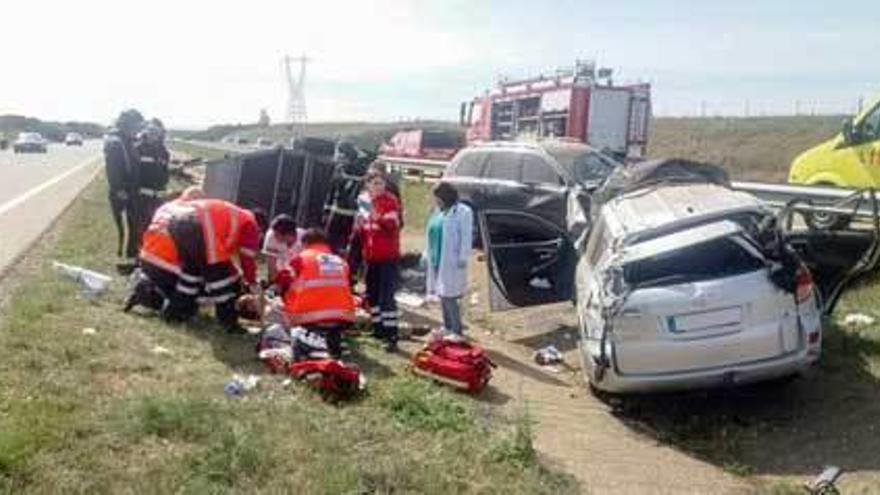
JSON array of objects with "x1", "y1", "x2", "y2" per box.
[
  {"x1": 104, "y1": 109, "x2": 145, "y2": 262},
  {"x1": 358, "y1": 170, "x2": 402, "y2": 352},
  {"x1": 425, "y1": 182, "x2": 473, "y2": 338},
  {"x1": 133, "y1": 118, "x2": 171, "y2": 254}
]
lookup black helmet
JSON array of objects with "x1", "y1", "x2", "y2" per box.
[
  {"x1": 149, "y1": 118, "x2": 165, "y2": 132},
  {"x1": 115, "y1": 109, "x2": 145, "y2": 137}
]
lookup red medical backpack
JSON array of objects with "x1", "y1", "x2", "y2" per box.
[{"x1": 412, "y1": 340, "x2": 495, "y2": 393}]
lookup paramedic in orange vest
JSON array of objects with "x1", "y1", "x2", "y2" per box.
[
  {"x1": 188, "y1": 198, "x2": 265, "y2": 332},
  {"x1": 282, "y1": 228, "x2": 356, "y2": 358},
  {"x1": 134, "y1": 187, "x2": 205, "y2": 319}
]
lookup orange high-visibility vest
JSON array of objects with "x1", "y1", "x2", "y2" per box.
[
  {"x1": 139, "y1": 200, "x2": 198, "y2": 274},
  {"x1": 284, "y1": 244, "x2": 356, "y2": 325},
  {"x1": 191, "y1": 199, "x2": 258, "y2": 264}
]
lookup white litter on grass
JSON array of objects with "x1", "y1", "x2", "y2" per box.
[
  {"x1": 152, "y1": 346, "x2": 172, "y2": 356},
  {"x1": 844, "y1": 313, "x2": 876, "y2": 327},
  {"x1": 81, "y1": 327, "x2": 97, "y2": 336},
  {"x1": 534, "y1": 345, "x2": 564, "y2": 366},
  {"x1": 395, "y1": 292, "x2": 425, "y2": 308},
  {"x1": 469, "y1": 293, "x2": 480, "y2": 306},
  {"x1": 52, "y1": 261, "x2": 112, "y2": 297},
  {"x1": 242, "y1": 374, "x2": 260, "y2": 391}
]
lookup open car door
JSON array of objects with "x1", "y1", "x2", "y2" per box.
[
  {"x1": 479, "y1": 209, "x2": 575, "y2": 311},
  {"x1": 779, "y1": 190, "x2": 880, "y2": 314}
]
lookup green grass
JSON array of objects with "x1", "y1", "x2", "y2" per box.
[
  {"x1": 400, "y1": 180, "x2": 434, "y2": 235},
  {"x1": 0, "y1": 177, "x2": 575, "y2": 493},
  {"x1": 169, "y1": 141, "x2": 231, "y2": 162}
]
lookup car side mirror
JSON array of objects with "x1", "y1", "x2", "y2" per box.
[{"x1": 842, "y1": 118, "x2": 857, "y2": 145}]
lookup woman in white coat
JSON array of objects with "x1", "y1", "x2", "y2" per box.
[{"x1": 425, "y1": 182, "x2": 473, "y2": 336}]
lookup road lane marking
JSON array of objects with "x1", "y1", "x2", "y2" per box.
[{"x1": 0, "y1": 155, "x2": 100, "y2": 218}]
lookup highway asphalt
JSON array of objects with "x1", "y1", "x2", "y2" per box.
[{"x1": 0, "y1": 140, "x2": 102, "y2": 275}]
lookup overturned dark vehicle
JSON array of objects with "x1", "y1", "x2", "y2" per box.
[
  {"x1": 479, "y1": 159, "x2": 880, "y2": 393},
  {"x1": 203, "y1": 138, "x2": 373, "y2": 234}
]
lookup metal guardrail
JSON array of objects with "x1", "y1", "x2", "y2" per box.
[{"x1": 732, "y1": 181, "x2": 879, "y2": 219}]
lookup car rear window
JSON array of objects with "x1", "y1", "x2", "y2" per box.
[{"x1": 623, "y1": 237, "x2": 765, "y2": 289}]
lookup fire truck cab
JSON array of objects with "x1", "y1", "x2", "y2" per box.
[{"x1": 461, "y1": 61, "x2": 651, "y2": 160}]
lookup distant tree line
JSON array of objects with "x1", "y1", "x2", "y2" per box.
[{"x1": 0, "y1": 115, "x2": 105, "y2": 141}]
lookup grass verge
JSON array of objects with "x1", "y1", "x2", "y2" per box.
[
  {"x1": 169, "y1": 141, "x2": 231, "y2": 162},
  {"x1": 0, "y1": 177, "x2": 575, "y2": 493}
]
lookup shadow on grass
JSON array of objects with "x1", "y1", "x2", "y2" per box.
[{"x1": 607, "y1": 323, "x2": 880, "y2": 478}]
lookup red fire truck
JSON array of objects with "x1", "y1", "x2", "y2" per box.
[
  {"x1": 378, "y1": 128, "x2": 463, "y2": 161},
  {"x1": 460, "y1": 61, "x2": 651, "y2": 159}
]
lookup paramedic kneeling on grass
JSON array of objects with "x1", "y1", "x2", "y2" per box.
[
  {"x1": 282, "y1": 229, "x2": 356, "y2": 358},
  {"x1": 425, "y1": 182, "x2": 473, "y2": 337}
]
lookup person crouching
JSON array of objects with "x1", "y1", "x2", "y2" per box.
[{"x1": 282, "y1": 228, "x2": 356, "y2": 358}]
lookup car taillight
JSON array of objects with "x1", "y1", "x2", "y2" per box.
[{"x1": 795, "y1": 266, "x2": 814, "y2": 304}]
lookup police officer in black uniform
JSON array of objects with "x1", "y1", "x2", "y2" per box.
[
  {"x1": 133, "y1": 118, "x2": 171, "y2": 252},
  {"x1": 104, "y1": 109, "x2": 145, "y2": 262}
]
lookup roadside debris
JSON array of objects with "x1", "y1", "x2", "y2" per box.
[
  {"x1": 151, "y1": 345, "x2": 172, "y2": 356},
  {"x1": 81, "y1": 327, "x2": 97, "y2": 336},
  {"x1": 805, "y1": 465, "x2": 842, "y2": 495},
  {"x1": 534, "y1": 345, "x2": 564, "y2": 366},
  {"x1": 224, "y1": 374, "x2": 261, "y2": 397},
  {"x1": 843, "y1": 312, "x2": 876, "y2": 327},
  {"x1": 395, "y1": 291, "x2": 425, "y2": 308},
  {"x1": 53, "y1": 261, "x2": 112, "y2": 297}
]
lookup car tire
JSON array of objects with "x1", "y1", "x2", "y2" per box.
[{"x1": 804, "y1": 182, "x2": 852, "y2": 230}]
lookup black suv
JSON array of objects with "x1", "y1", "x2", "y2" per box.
[
  {"x1": 444, "y1": 140, "x2": 620, "y2": 234},
  {"x1": 441, "y1": 141, "x2": 620, "y2": 309}
]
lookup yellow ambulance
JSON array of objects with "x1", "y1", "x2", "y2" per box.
[{"x1": 789, "y1": 96, "x2": 880, "y2": 188}]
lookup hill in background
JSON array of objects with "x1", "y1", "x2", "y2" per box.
[
  {"x1": 0, "y1": 115, "x2": 105, "y2": 142},
  {"x1": 648, "y1": 115, "x2": 843, "y2": 182}
]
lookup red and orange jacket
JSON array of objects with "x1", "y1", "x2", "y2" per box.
[
  {"x1": 190, "y1": 199, "x2": 261, "y2": 285},
  {"x1": 358, "y1": 191, "x2": 401, "y2": 263},
  {"x1": 283, "y1": 243, "x2": 356, "y2": 325}
]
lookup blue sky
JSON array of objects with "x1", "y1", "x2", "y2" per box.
[{"x1": 0, "y1": 0, "x2": 877, "y2": 126}]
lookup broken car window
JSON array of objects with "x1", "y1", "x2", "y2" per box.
[{"x1": 623, "y1": 236, "x2": 765, "y2": 289}]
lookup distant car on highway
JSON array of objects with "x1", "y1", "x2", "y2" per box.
[
  {"x1": 64, "y1": 132, "x2": 84, "y2": 146},
  {"x1": 13, "y1": 132, "x2": 48, "y2": 153}
]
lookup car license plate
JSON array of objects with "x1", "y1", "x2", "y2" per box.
[{"x1": 667, "y1": 307, "x2": 742, "y2": 334}]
